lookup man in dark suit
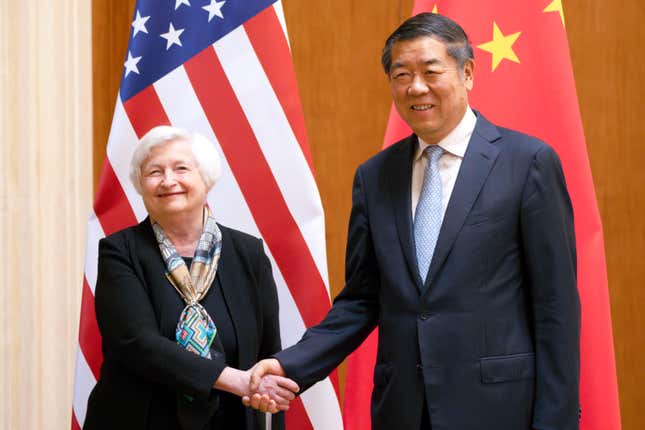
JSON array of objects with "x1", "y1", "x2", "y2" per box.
[{"x1": 247, "y1": 13, "x2": 580, "y2": 430}]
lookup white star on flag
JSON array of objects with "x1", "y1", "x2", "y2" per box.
[
  {"x1": 160, "y1": 23, "x2": 185, "y2": 50},
  {"x1": 131, "y1": 10, "x2": 150, "y2": 38},
  {"x1": 202, "y1": 0, "x2": 226, "y2": 22},
  {"x1": 123, "y1": 50, "x2": 142, "y2": 77},
  {"x1": 175, "y1": 0, "x2": 190, "y2": 10}
]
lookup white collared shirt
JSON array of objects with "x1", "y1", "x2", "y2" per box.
[{"x1": 411, "y1": 107, "x2": 477, "y2": 218}]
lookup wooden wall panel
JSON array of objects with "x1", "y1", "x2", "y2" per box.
[
  {"x1": 93, "y1": 0, "x2": 643, "y2": 427},
  {"x1": 92, "y1": 0, "x2": 136, "y2": 188},
  {"x1": 566, "y1": 1, "x2": 645, "y2": 429}
]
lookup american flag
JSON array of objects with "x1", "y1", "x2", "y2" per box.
[{"x1": 71, "y1": 1, "x2": 343, "y2": 428}]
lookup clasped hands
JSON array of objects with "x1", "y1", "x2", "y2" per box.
[{"x1": 242, "y1": 359, "x2": 299, "y2": 413}]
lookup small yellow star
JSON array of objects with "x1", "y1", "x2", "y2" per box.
[
  {"x1": 477, "y1": 22, "x2": 522, "y2": 72},
  {"x1": 432, "y1": 4, "x2": 438, "y2": 14},
  {"x1": 543, "y1": 0, "x2": 565, "y2": 27}
]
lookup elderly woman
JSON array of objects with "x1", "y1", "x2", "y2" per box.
[{"x1": 84, "y1": 126, "x2": 297, "y2": 429}]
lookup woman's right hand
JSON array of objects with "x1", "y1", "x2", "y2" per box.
[
  {"x1": 252, "y1": 373, "x2": 299, "y2": 412},
  {"x1": 214, "y1": 367, "x2": 281, "y2": 412},
  {"x1": 215, "y1": 366, "x2": 298, "y2": 413},
  {"x1": 241, "y1": 360, "x2": 300, "y2": 413}
]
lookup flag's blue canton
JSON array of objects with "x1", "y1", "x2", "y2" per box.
[{"x1": 120, "y1": 0, "x2": 277, "y2": 102}]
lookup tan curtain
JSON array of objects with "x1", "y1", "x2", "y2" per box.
[{"x1": 0, "y1": 0, "x2": 92, "y2": 428}]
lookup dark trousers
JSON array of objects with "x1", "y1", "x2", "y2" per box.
[{"x1": 420, "y1": 400, "x2": 431, "y2": 429}]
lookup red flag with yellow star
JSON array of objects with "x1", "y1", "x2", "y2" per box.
[{"x1": 343, "y1": 2, "x2": 621, "y2": 429}]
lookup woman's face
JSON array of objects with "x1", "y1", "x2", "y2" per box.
[{"x1": 139, "y1": 139, "x2": 208, "y2": 220}]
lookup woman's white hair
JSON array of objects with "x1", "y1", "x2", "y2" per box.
[{"x1": 129, "y1": 125, "x2": 222, "y2": 194}]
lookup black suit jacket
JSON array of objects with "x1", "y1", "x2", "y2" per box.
[
  {"x1": 276, "y1": 113, "x2": 580, "y2": 430},
  {"x1": 84, "y1": 220, "x2": 284, "y2": 430}
]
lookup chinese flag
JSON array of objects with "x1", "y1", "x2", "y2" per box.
[{"x1": 343, "y1": 1, "x2": 621, "y2": 430}]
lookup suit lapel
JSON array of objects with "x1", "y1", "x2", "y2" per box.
[
  {"x1": 135, "y1": 218, "x2": 172, "y2": 279},
  {"x1": 215, "y1": 227, "x2": 256, "y2": 369},
  {"x1": 389, "y1": 135, "x2": 425, "y2": 291},
  {"x1": 423, "y1": 115, "x2": 501, "y2": 292}
]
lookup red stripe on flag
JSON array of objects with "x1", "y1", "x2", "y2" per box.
[
  {"x1": 244, "y1": 7, "x2": 314, "y2": 173},
  {"x1": 93, "y1": 159, "x2": 138, "y2": 235},
  {"x1": 71, "y1": 412, "x2": 81, "y2": 430},
  {"x1": 121, "y1": 84, "x2": 173, "y2": 165},
  {"x1": 122, "y1": 86, "x2": 170, "y2": 138},
  {"x1": 184, "y1": 47, "x2": 330, "y2": 329},
  {"x1": 343, "y1": 330, "x2": 377, "y2": 429},
  {"x1": 285, "y1": 397, "x2": 314, "y2": 430},
  {"x1": 79, "y1": 278, "x2": 103, "y2": 380}
]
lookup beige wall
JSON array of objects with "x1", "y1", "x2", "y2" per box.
[{"x1": 0, "y1": 1, "x2": 92, "y2": 429}]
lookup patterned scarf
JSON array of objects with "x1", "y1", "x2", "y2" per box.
[{"x1": 151, "y1": 207, "x2": 222, "y2": 359}]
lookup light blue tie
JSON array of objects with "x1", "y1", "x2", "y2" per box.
[{"x1": 414, "y1": 145, "x2": 444, "y2": 284}]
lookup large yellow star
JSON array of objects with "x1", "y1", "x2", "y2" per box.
[
  {"x1": 543, "y1": 0, "x2": 565, "y2": 27},
  {"x1": 432, "y1": 4, "x2": 438, "y2": 14},
  {"x1": 477, "y1": 22, "x2": 522, "y2": 72}
]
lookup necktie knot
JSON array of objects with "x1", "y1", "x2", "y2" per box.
[{"x1": 425, "y1": 145, "x2": 443, "y2": 165}]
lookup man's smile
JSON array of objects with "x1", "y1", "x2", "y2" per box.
[{"x1": 411, "y1": 104, "x2": 434, "y2": 111}]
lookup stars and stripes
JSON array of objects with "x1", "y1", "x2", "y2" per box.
[{"x1": 71, "y1": 1, "x2": 343, "y2": 429}]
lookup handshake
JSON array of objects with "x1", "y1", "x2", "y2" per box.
[{"x1": 228, "y1": 358, "x2": 300, "y2": 414}]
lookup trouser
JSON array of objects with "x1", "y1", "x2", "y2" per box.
[{"x1": 420, "y1": 398, "x2": 431, "y2": 429}]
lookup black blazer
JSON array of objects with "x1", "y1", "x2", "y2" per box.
[
  {"x1": 276, "y1": 113, "x2": 580, "y2": 430},
  {"x1": 84, "y1": 219, "x2": 284, "y2": 430}
]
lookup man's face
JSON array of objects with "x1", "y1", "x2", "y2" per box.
[{"x1": 389, "y1": 36, "x2": 474, "y2": 144}]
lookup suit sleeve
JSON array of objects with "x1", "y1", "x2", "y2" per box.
[
  {"x1": 274, "y1": 166, "x2": 380, "y2": 391},
  {"x1": 95, "y1": 235, "x2": 225, "y2": 400},
  {"x1": 520, "y1": 145, "x2": 581, "y2": 430}
]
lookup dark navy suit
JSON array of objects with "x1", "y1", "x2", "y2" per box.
[{"x1": 275, "y1": 113, "x2": 580, "y2": 430}]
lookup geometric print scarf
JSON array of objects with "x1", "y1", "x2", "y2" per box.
[{"x1": 151, "y1": 206, "x2": 222, "y2": 359}]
